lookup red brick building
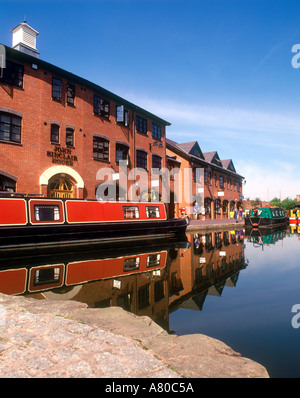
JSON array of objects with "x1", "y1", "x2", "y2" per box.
[
  {"x1": 0, "y1": 22, "x2": 170, "y2": 201},
  {"x1": 166, "y1": 139, "x2": 244, "y2": 219}
]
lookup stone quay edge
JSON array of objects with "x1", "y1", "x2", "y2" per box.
[{"x1": 0, "y1": 292, "x2": 269, "y2": 378}]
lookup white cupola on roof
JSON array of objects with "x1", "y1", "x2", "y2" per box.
[{"x1": 11, "y1": 19, "x2": 39, "y2": 58}]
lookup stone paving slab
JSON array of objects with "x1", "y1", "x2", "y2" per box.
[{"x1": 0, "y1": 293, "x2": 269, "y2": 378}]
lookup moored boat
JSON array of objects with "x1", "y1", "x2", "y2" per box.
[
  {"x1": 0, "y1": 196, "x2": 189, "y2": 251},
  {"x1": 245, "y1": 206, "x2": 288, "y2": 229},
  {"x1": 289, "y1": 209, "x2": 300, "y2": 225}
]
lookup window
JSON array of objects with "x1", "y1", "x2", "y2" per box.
[
  {"x1": 0, "y1": 60, "x2": 23, "y2": 87},
  {"x1": 219, "y1": 175, "x2": 224, "y2": 189},
  {"x1": 94, "y1": 95, "x2": 110, "y2": 119},
  {"x1": 136, "y1": 150, "x2": 147, "y2": 170},
  {"x1": 136, "y1": 115, "x2": 147, "y2": 134},
  {"x1": 116, "y1": 143, "x2": 129, "y2": 164},
  {"x1": 34, "y1": 267, "x2": 61, "y2": 286},
  {"x1": 0, "y1": 112, "x2": 21, "y2": 143},
  {"x1": 236, "y1": 181, "x2": 240, "y2": 192},
  {"x1": 52, "y1": 78, "x2": 62, "y2": 100},
  {"x1": 146, "y1": 206, "x2": 160, "y2": 218},
  {"x1": 34, "y1": 205, "x2": 60, "y2": 221},
  {"x1": 67, "y1": 83, "x2": 75, "y2": 105},
  {"x1": 215, "y1": 198, "x2": 221, "y2": 215},
  {"x1": 124, "y1": 257, "x2": 140, "y2": 272},
  {"x1": 116, "y1": 105, "x2": 129, "y2": 126},
  {"x1": 204, "y1": 170, "x2": 209, "y2": 184},
  {"x1": 138, "y1": 285, "x2": 150, "y2": 309},
  {"x1": 152, "y1": 155, "x2": 161, "y2": 170},
  {"x1": 123, "y1": 206, "x2": 139, "y2": 219},
  {"x1": 152, "y1": 123, "x2": 161, "y2": 139},
  {"x1": 154, "y1": 280, "x2": 164, "y2": 302},
  {"x1": 66, "y1": 128, "x2": 74, "y2": 147},
  {"x1": 93, "y1": 136, "x2": 109, "y2": 161},
  {"x1": 214, "y1": 173, "x2": 217, "y2": 187},
  {"x1": 0, "y1": 175, "x2": 16, "y2": 192},
  {"x1": 50, "y1": 124, "x2": 59, "y2": 144},
  {"x1": 147, "y1": 254, "x2": 161, "y2": 267}
]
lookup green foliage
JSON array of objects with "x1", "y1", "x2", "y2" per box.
[{"x1": 269, "y1": 197, "x2": 297, "y2": 210}]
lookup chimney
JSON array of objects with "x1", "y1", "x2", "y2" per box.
[{"x1": 11, "y1": 19, "x2": 39, "y2": 58}]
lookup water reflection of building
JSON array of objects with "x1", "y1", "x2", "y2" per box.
[
  {"x1": 168, "y1": 231, "x2": 247, "y2": 313},
  {"x1": 0, "y1": 230, "x2": 247, "y2": 332}
]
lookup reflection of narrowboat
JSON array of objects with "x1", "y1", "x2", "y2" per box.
[
  {"x1": 0, "y1": 197, "x2": 189, "y2": 252},
  {"x1": 245, "y1": 226, "x2": 286, "y2": 248},
  {"x1": 0, "y1": 240, "x2": 190, "y2": 295},
  {"x1": 245, "y1": 207, "x2": 288, "y2": 229}
]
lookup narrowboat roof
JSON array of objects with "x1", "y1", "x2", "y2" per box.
[{"x1": 250, "y1": 207, "x2": 286, "y2": 218}]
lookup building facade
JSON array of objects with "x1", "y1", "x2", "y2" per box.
[
  {"x1": 0, "y1": 22, "x2": 169, "y2": 201},
  {"x1": 166, "y1": 139, "x2": 244, "y2": 219}
]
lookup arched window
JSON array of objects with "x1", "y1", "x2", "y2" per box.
[{"x1": 51, "y1": 124, "x2": 60, "y2": 144}]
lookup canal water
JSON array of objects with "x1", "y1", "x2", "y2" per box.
[{"x1": 0, "y1": 226, "x2": 299, "y2": 378}]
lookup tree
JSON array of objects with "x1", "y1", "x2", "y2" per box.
[{"x1": 270, "y1": 197, "x2": 281, "y2": 207}]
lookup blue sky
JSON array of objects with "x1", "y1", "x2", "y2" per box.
[{"x1": 1, "y1": 0, "x2": 300, "y2": 200}]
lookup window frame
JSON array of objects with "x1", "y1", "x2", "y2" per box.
[
  {"x1": 152, "y1": 122, "x2": 161, "y2": 139},
  {"x1": 52, "y1": 77, "x2": 62, "y2": 100},
  {"x1": 94, "y1": 95, "x2": 110, "y2": 119},
  {"x1": 93, "y1": 136, "x2": 109, "y2": 162},
  {"x1": 116, "y1": 105, "x2": 129, "y2": 126},
  {"x1": 116, "y1": 143, "x2": 129, "y2": 164},
  {"x1": 123, "y1": 206, "x2": 140, "y2": 219},
  {"x1": 0, "y1": 60, "x2": 24, "y2": 87},
  {"x1": 66, "y1": 127, "x2": 74, "y2": 147},
  {"x1": 152, "y1": 155, "x2": 161, "y2": 170},
  {"x1": 0, "y1": 112, "x2": 22, "y2": 144},
  {"x1": 146, "y1": 206, "x2": 160, "y2": 219},
  {"x1": 136, "y1": 150, "x2": 147, "y2": 170},
  {"x1": 136, "y1": 115, "x2": 147, "y2": 134},
  {"x1": 50, "y1": 124, "x2": 60, "y2": 144},
  {"x1": 67, "y1": 82, "x2": 75, "y2": 106}
]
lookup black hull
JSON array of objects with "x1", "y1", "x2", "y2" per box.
[
  {"x1": 0, "y1": 218, "x2": 189, "y2": 253},
  {"x1": 245, "y1": 216, "x2": 289, "y2": 229}
]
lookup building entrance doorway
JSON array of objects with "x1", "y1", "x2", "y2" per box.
[{"x1": 48, "y1": 175, "x2": 74, "y2": 198}]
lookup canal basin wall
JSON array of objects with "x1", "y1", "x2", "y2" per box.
[{"x1": 0, "y1": 292, "x2": 268, "y2": 378}]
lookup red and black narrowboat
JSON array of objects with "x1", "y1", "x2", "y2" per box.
[{"x1": 0, "y1": 196, "x2": 189, "y2": 251}]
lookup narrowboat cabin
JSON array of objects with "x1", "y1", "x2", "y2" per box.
[
  {"x1": 289, "y1": 209, "x2": 300, "y2": 226},
  {"x1": 0, "y1": 196, "x2": 189, "y2": 252},
  {"x1": 245, "y1": 206, "x2": 288, "y2": 229}
]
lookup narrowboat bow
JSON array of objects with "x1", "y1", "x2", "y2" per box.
[
  {"x1": 0, "y1": 197, "x2": 189, "y2": 251},
  {"x1": 245, "y1": 206, "x2": 288, "y2": 229}
]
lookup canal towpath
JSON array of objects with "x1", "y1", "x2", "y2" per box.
[
  {"x1": 0, "y1": 291, "x2": 268, "y2": 378},
  {"x1": 187, "y1": 218, "x2": 245, "y2": 231}
]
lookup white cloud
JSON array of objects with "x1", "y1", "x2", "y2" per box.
[{"x1": 238, "y1": 161, "x2": 298, "y2": 201}]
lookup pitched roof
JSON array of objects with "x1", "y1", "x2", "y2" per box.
[
  {"x1": 221, "y1": 159, "x2": 236, "y2": 172},
  {"x1": 203, "y1": 151, "x2": 223, "y2": 168}
]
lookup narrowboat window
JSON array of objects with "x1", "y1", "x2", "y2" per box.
[
  {"x1": 146, "y1": 206, "x2": 160, "y2": 218},
  {"x1": 34, "y1": 267, "x2": 60, "y2": 286},
  {"x1": 34, "y1": 205, "x2": 60, "y2": 221},
  {"x1": 123, "y1": 206, "x2": 139, "y2": 219},
  {"x1": 147, "y1": 254, "x2": 161, "y2": 268},
  {"x1": 123, "y1": 257, "x2": 140, "y2": 272}
]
